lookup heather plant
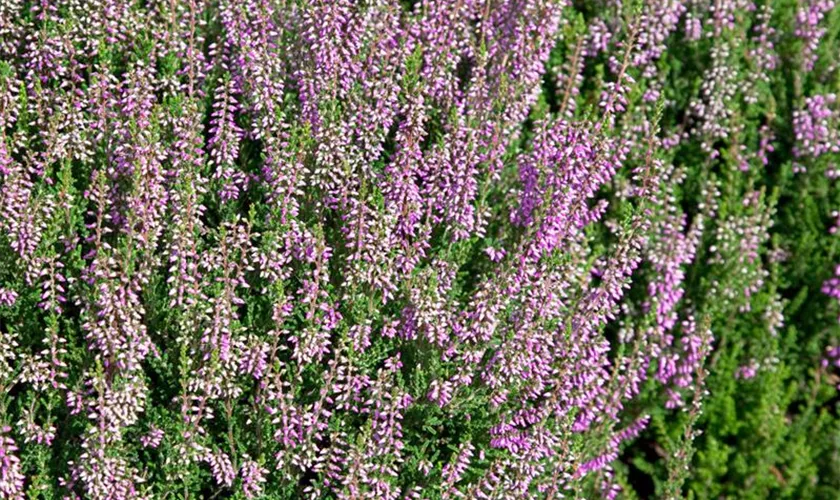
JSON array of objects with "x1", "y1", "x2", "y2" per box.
[{"x1": 0, "y1": 0, "x2": 839, "y2": 499}]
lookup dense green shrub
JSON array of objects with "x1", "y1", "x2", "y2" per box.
[{"x1": 0, "y1": 0, "x2": 839, "y2": 498}]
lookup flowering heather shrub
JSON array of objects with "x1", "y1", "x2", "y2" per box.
[{"x1": 0, "y1": 0, "x2": 839, "y2": 498}]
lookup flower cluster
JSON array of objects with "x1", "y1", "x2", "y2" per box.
[{"x1": 0, "y1": 0, "x2": 839, "y2": 499}]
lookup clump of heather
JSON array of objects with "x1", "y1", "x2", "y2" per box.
[{"x1": 0, "y1": 0, "x2": 839, "y2": 499}]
